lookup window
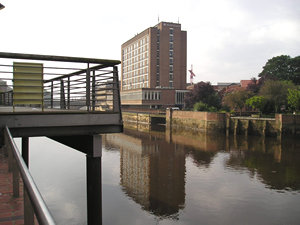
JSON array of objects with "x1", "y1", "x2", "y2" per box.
[
  {"x1": 170, "y1": 28, "x2": 174, "y2": 35},
  {"x1": 169, "y1": 43, "x2": 173, "y2": 50},
  {"x1": 169, "y1": 81, "x2": 173, "y2": 88},
  {"x1": 169, "y1": 50, "x2": 173, "y2": 57}
]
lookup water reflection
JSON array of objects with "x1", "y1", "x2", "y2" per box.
[
  {"x1": 104, "y1": 129, "x2": 185, "y2": 219},
  {"x1": 168, "y1": 128, "x2": 300, "y2": 192},
  {"x1": 24, "y1": 125, "x2": 300, "y2": 225},
  {"x1": 226, "y1": 136, "x2": 300, "y2": 192},
  {"x1": 104, "y1": 126, "x2": 300, "y2": 221}
]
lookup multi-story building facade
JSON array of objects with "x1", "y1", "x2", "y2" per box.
[{"x1": 121, "y1": 22, "x2": 187, "y2": 110}]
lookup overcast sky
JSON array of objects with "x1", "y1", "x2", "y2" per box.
[{"x1": 1, "y1": 0, "x2": 299, "y2": 84}]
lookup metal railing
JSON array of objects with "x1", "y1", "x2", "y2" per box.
[
  {"x1": 3, "y1": 126, "x2": 56, "y2": 224},
  {"x1": 0, "y1": 52, "x2": 121, "y2": 113}
]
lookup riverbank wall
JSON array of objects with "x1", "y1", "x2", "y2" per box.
[
  {"x1": 166, "y1": 110, "x2": 300, "y2": 137},
  {"x1": 122, "y1": 112, "x2": 165, "y2": 132},
  {"x1": 166, "y1": 110, "x2": 226, "y2": 133}
]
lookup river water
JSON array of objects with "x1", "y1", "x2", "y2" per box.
[{"x1": 16, "y1": 127, "x2": 300, "y2": 225}]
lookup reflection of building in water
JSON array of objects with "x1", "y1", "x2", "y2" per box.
[{"x1": 104, "y1": 129, "x2": 185, "y2": 217}]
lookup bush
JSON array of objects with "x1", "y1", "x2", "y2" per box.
[{"x1": 193, "y1": 101, "x2": 209, "y2": 111}]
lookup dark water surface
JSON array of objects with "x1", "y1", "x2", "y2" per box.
[{"x1": 16, "y1": 128, "x2": 300, "y2": 225}]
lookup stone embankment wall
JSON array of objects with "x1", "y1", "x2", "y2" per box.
[
  {"x1": 166, "y1": 110, "x2": 226, "y2": 133},
  {"x1": 122, "y1": 112, "x2": 165, "y2": 131},
  {"x1": 166, "y1": 109, "x2": 300, "y2": 137}
]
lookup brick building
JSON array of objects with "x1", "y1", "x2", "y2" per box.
[{"x1": 120, "y1": 22, "x2": 187, "y2": 110}]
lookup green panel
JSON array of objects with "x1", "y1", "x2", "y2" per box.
[{"x1": 13, "y1": 62, "x2": 43, "y2": 106}]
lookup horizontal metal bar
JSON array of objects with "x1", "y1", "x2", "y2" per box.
[
  {"x1": 45, "y1": 64, "x2": 115, "y2": 83},
  {"x1": 5, "y1": 127, "x2": 56, "y2": 225},
  {"x1": 0, "y1": 52, "x2": 120, "y2": 65},
  {"x1": 0, "y1": 63, "x2": 89, "y2": 71}
]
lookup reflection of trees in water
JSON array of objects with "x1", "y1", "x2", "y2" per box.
[
  {"x1": 226, "y1": 136, "x2": 300, "y2": 191},
  {"x1": 168, "y1": 128, "x2": 226, "y2": 168},
  {"x1": 185, "y1": 146, "x2": 217, "y2": 168}
]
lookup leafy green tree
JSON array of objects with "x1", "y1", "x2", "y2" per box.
[
  {"x1": 193, "y1": 101, "x2": 217, "y2": 112},
  {"x1": 223, "y1": 90, "x2": 251, "y2": 115},
  {"x1": 193, "y1": 101, "x2": 209, "y2": 111},
  {"x1": 258, "y1": 55, "x2": 300, "y2": 85},
  {"x1": 287, "y1": 88, "x2": 300, "y2": 112},
  {"x1": 185, "y1": 82, "x2": 221, "y2": 109},
  {"x1": 259, "y1": 80, "x2": 295, "y2": 113},
  {"x1": 246, "y1": 96, "x2": 266, "y2": 113}
]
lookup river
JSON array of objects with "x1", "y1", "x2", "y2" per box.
[{"x1": 16, "y1": 127, "x2": 300, "y2": 225}]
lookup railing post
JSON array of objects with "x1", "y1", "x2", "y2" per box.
[
  {"x1": 24, "y1": 188, "x2": 35, "y2": 225},
  {"x1": 22, "y1": 137, "x2": 29, "y2": 166},
  {"x1": 86, "y1": 63, "x2": 91, "y2": 111},
  {"x1": 67, "y1": 76, "x2": 70, "y2": 109},
  {"x1": 12, "y1": 158, "x2": 19, "y2": 197},
  {"x1": 92, "y1": 70, "x2": 96, "y2": 111},
  {"x1": 21, "y1": 137, "x2": 34, "y2": 225},
  {"x1": 60, "y1": 79, "x2": 66, "y2": 109},
  {"x1": 113, "y1": 66, "x2": 120, "y2": 113},
  {"x1": 51, "y1": 81, "x2": 54, "y2": 108}
]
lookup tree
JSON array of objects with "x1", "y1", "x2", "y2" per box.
[
  {"x1": 258, "y1": 55, "x2": 300, "y2": 85},
  {"x1": 246, "y1": 77, "x2": 261, "y2": 94},
  {"x1": 287, "y1": 88, "x2": 300, "y2": 112},
  {"x1": 193, "y1": 101, "x2": 217, "y2": 112},
  {"x1": 259, "y1": 80, "x2": 296, "y2": 113},
  {"x1": 223, "y1": 90, "x2": 251, "y2": 115},
  {"x1": 185, "y1": 82, "x2": 221, "y2": 109},
  {"x1": 245, "y1": 96, "x2": 265, "y2": 113}
]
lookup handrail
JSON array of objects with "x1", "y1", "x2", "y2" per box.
[
  {"x1": 0, "y1": 52, "x2": 120, "y2": 65},
  {"x1": 0, "y1": 52, "x2": 122, "y2": 112},
  {"x1": 4, "y1": 126, "x2": 56, "y2": 225}
]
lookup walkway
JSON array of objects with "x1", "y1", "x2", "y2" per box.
[{"x1": 0, "y1": 147, "x2": 24, "y2": 225}]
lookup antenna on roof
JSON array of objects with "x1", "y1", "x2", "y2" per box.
[
  {"x1": 158, "y1": 15, "x2": 160, "y2": 23},
  {"x1": 178, "y1": 17, "x2": 180, "y2": 23}
]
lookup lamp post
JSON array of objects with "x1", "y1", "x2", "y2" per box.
[{"x1": 0, "y1": 3, "x2": 5, "y2": 10}]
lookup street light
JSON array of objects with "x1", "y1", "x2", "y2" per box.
[{"x1": 0, "y1": 3, "x2": 5, "y2": 10}]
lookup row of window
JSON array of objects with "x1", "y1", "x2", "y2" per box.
[
  {"x1": 123, "y1": 45, "x2": 149, "y2": 60},
  {"x1": 123, "y1": 36, "x2": 149, "y2": 54},
  {"x1": 123, "y1": 61, "x2": 148, "y2": 72},
  {"x1": 175, "y1": 91, "x2": 185, "y2": 104},
  {"x1": 169, "y1": 28, "x2": 174, "y2": 88},
  {"x1": 156, "y1": 29, "x2": 160, "y2": 87},
  {"x1": 123, "y1": 75, "x2": 148, "y2": 84},
  {"x1": 123, "y1": 67, "x2": 149, "y2": 78},
  {"x1": 122, "y1": 82, "x2": 149, "y2": 90},
  {"x1": 123, "y1": 52, "x2": 148, "y2": 64},
  {"x1": 143, "y1": 91, "x2": 161, "y2": 100}
]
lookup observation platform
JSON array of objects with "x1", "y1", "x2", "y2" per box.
[
  {"x1": 0, "y1": 52, "x2": 123, "y2": 225},
  {"x1": 0, "y1": 52, "x2": 123, "y2": 137}
]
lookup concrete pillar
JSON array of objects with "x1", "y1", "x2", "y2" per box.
[{"x1": 86, "y1": 135, "x2": 102, "y2": 225}]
